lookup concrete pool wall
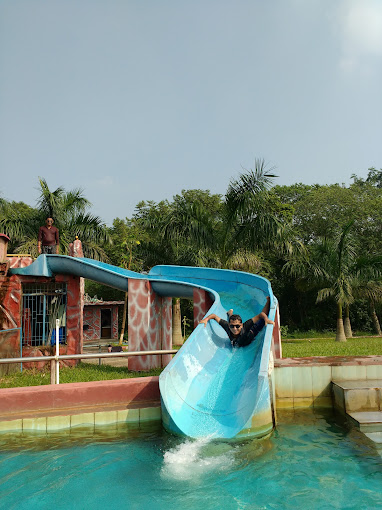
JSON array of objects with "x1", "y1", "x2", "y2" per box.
[
  {"x1": 0, "y1": 356, "x2": 381, "y2": 433},
  {"x1": 0, "y1": 377, "x2": 161, "y2": 433},
  {"x1": 274, "y1": 355, "x2": 382, "y2": 410}
]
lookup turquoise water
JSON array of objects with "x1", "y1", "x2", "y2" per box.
[{"x1": 0, "y1": 410, "x2": 381, "y2": 510}]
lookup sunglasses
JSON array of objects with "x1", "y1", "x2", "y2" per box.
[{"x1": 229, "y1": 324, "x2": 242, "y2": 329}]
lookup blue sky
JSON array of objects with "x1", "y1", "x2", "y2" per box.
[{"x1": 1, "y1": 0, "x2": 381, "y2": 225}]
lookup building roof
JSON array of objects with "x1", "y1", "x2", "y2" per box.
[{"x1": 83, "y1": 301, "x2": 124, "y2": 306}]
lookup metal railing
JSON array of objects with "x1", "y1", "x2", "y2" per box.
[{"x1": 0, "y1": 321, "x2": 177, "y2": 385}]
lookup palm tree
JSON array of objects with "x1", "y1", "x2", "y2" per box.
[
  {"x1": 133, "y1": 160, "x2": 292, "y2": 342},
  {"x1": 284, "y1": 221, "x2": 382, "y2": 341},
  {"x1": 283, "y1": 222, "x2": 356, "y2": 341},
  {"x1": 350, "y1": 257, "x2": 382, "y2": 336},
  {"x1": 315, "y1": 223, "x2": 357, "y2": 342},
  {"x1": 0, "y1": 178, "x2": 110, "y2": 259},
  {"x1": 134, "y1": 160, "x2": 297, "y2": 277},
  {"x1": 356, "y1": 282, "x2": 382, "y2": 336}
]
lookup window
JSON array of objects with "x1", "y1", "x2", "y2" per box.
[{"x1": 22, "y1": 283, "x2": 67, "y2": 346}]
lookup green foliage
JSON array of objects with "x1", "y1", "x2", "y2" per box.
[
  {"x1": 2, "y1": 165, "x2": 382, "y2": 337},
  {"x1": 108, "y1": 217, "x2": 146, "y2": 271},
  {"x1": 274, "y1": 175, "x2": 382, "y2": 252},
  {"x1": 0, "y1": 178, "x2": 110, "y2": 259},
  {"x1": 0, "y1": 363, "x2": 163, "y2": 388},
  {"x1": 84, "y1": 281, "x2": 125, "y2": 302},
  {"x1": 129, "y1": 161, "x2": 295, "y2": 278},
  {"x1": 282, "y1": 336, "x2": 382, "y2": 357},
  {"x1": 351, "y1": 167, "x2": 382, "y2": 189}
]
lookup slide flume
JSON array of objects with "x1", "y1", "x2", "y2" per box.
[{"x1": 11, "y1": 255, "x2": 276, "y2": 439}]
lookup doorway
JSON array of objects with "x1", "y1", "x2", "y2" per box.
[{"x1": 100, "y1": 308, "x2": 112, "y2": 338}]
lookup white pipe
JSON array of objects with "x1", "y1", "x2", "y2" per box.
[{"x1": 0, "y1": 350, "x2": 178, "y2": 364}]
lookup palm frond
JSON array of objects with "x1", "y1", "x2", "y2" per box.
[{"x1": 225, "y1": 159, "x2": 277, "y2": 224}]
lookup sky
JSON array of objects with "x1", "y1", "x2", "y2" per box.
[{"x1": 1, "y1": 0, "x2": 381, "y2": 226}]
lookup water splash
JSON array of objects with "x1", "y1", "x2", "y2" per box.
[{"x1": 160, "y1": 436, "x2": 235, "y2": 481}]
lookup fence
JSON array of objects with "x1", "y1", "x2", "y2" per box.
[{"x1": 0, "y1": 321, "x2": 177, "y2": 384}]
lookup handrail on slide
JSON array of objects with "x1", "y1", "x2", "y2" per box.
[{"x1": 11, "y1": 255, "x2": 276, "y2": 439}]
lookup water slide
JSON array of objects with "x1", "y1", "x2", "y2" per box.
[{"x1": 11, "y1": 255, "x2": 277, "y2": 439}]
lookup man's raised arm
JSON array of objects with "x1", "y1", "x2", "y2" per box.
[
  {"x1": 251, "y1": 296, "x2": 274, "y2": 326},
  {"x1": 199, "y1": 313, "x2": 222, "y2": 327}
]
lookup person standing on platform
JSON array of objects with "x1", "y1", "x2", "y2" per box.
[{"x1": 38, "y1": 217, "x2": 59, "y2": 254}]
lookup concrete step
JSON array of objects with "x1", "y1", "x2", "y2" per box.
[
  {"x1": 347, "y1": 411, "x2": 382, "y2": 433},
  {"x1": 364, "y1": 431, "x2": 382, "y2": 450},
  {"x1": 332, "y1": 379, "x2": 382, "y2": 413}
]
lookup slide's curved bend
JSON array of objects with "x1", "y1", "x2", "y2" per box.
[{"x1": 11, "y1": 255, "x2": 276, "y2": 439}]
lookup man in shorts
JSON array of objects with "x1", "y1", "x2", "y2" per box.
[
  {"x1": 38, "y1": 217, "x2": 60, "y2": 255},
  {"x1": 199, "y1": 296, "x2": 274, "y2": 347}
]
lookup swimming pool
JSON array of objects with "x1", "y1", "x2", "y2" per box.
[{"x1": 0, "y1": 410, "x2": 381, "y2": 510}]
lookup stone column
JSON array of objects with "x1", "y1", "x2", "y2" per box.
[
  {"x1": 68, "y1": 237, "x2": 84, "y2": 354},
  {"x1": 128, "y1": 279, "x2": 172, "y2": 371},
  {"x1": 193, "y1": 288, "x2": 214, "y2": 329},
  {"x1": 0, "y1": 234, "x2": 10, "y2": 276},
  {"x1": 56, "y1": 274, "x2": 82, "y2": 366},
  {"x1": 0, "y1": 275, "x2": 22, "y2": 374}
]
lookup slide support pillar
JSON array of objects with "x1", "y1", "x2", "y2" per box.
[
  {"x1": 193, "y1": 288, "x2": 213, "y2": 329},
  {"x1": 128, "y1": 279, "x2": 172, "y2": 371}
]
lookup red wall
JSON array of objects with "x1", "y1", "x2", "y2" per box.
[
  {"x1": 0, "y1": 377, "x2": 160, "y2": 416},
  {"x1": 83, "y1": 304, "x2": 120, "y2": 341},
  {"x1": 0, "y1": 271, "x2": 83, "y2": 369}
]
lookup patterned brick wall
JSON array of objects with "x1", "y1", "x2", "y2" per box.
[
  {"x1": 128, "y1": 279, "x2": 172, "y2": 371},
  {"x1": 83, "y1": 307, "x2": 101, "y2": 341},
  {"x1": 193, "y1": 288, "x2": 214, "y2": 329},
  {"x1": 0, "y1": 273, "x2": 83, "y2": 370},
  {"x1": 8, "y1": 257, "x2": 34, "y2": 269},
  {"x1": 112, "y1": 306, "x2": 118, "y2": 339},
  {"x1": 83, "y1": 305, "x2": 120, "y2": 341},
  {"x1": 0, "y1": 275, "x2": 22, "y2": 373}
]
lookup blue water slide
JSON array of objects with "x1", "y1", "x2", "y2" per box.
[{"x1": 11, "y1": 255, "x2": 276, "y2": 439}]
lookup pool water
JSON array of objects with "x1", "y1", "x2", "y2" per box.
[{"x1": 0, "y1": 410, "x2": 381, "y2": 510}]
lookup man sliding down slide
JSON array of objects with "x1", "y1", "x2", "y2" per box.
[{"x1": 199, "y1": 297, "x2": 274, "y2": 348}]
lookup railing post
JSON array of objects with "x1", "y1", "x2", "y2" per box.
[
  {"x1": 50, "y1": 359, "x2": 56, "y2": 385},
  {"x1": 55, "y1": 319, "x2": 60, "y2": 384}
]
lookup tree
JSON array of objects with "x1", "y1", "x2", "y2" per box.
[
  {"x1": 108, "y1": 218, "x2": 145, "y2": 345},
  {"x1": 351, "y1": 167, "x2": 382, "y2": 189},
  {"x1": 129, "y1": 161, "x2": 299, "y2": 342},
  {"x1": 284, "y1": 222, "x2": 357, "y2": 341},
  {"x1": 0, "y1": 178, "x2": 110, "y2": 259},
  {"x1": 274, "y1": 176, "x2": 382, "y2": 252},
  {"x1": 284, "y1": 221, "x2": 382, "y2": 341},
  {"x1": 353, "y1": 281, "x2": 382, "y2": 336}
]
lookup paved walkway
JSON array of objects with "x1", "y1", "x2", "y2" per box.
[{"x1": 82, "y1": 340, "x2": 129, "y2": 367}]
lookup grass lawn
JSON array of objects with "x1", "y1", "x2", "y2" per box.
[
  {"x1": 282, "y1": 335, "x2": 382, "y2": 357},
  {"x1": 0, "y1": 362, "x2": 164, "y2": 389},
  {"x1": 1, "y1": 334, "x2": 381, "y2": 388}
]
